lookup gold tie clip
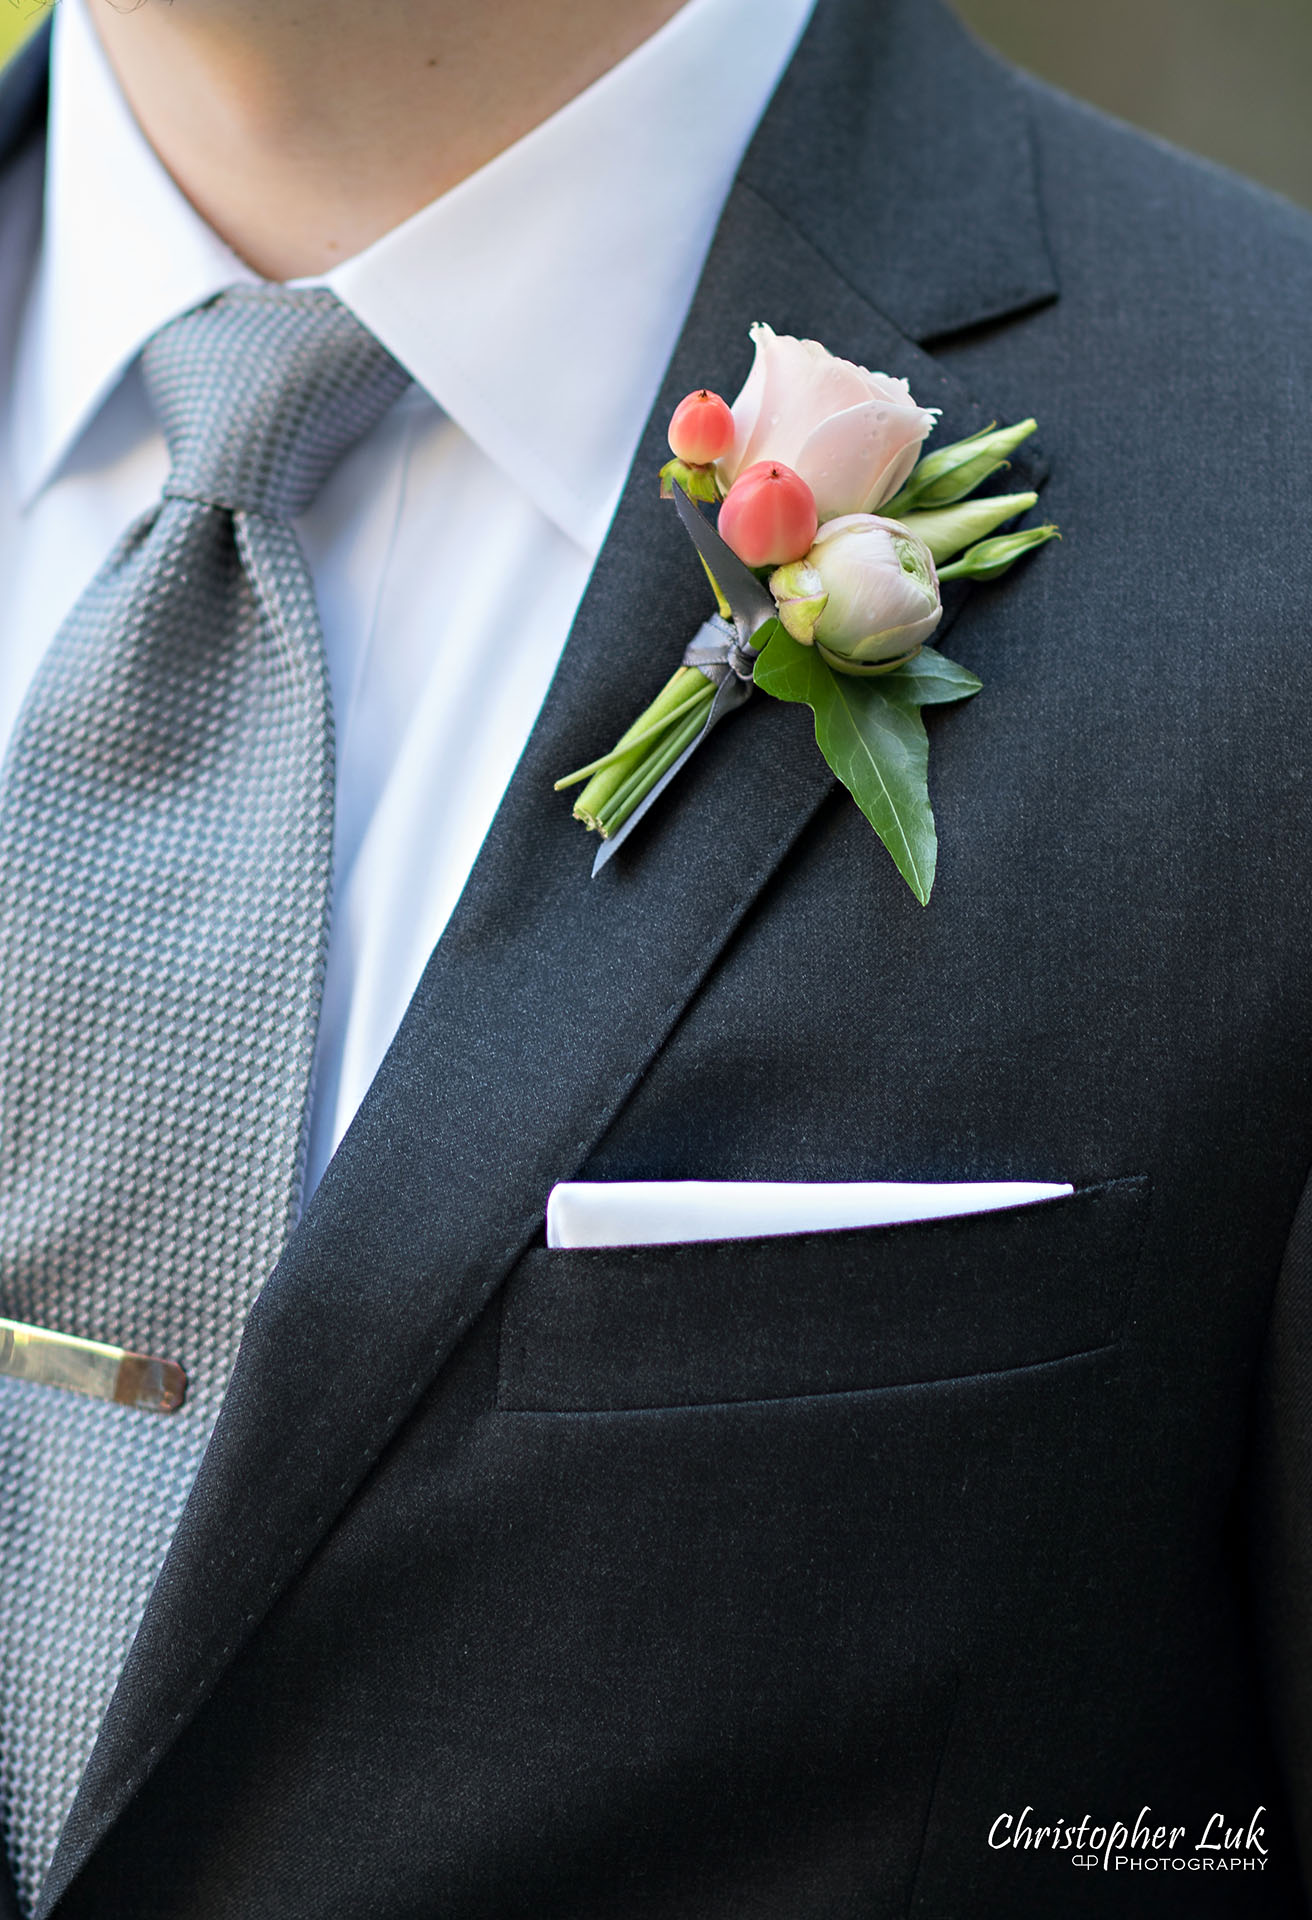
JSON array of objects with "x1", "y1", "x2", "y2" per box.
[{"x1": 0, "y1": 1318, "x2": 186, "y2": 1415}]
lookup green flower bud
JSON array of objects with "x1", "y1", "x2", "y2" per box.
[
  {"x1": 882, "y1": 418, "x2": 1038, "y2": 515},
  {"x1": 937, "y1": 523, "x2": 1061, "y2": 581},
  {"x1": 892, "y1": 491, "x2": 1039, "y2": 564},
  {"x1": 767, "y1": 559, "x2": 828, "y2": 644}
]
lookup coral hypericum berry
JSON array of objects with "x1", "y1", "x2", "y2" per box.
[
  {"x1": 667, "y1": 389, "x2": 735, "y2": 467},
  {"x1": 717, "y1": 461, "x2": 819, "y2": 569}
]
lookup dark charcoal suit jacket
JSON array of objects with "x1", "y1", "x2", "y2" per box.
[{"x1": 1, "y1": 1, "x2": 1310, "y2": 1914}]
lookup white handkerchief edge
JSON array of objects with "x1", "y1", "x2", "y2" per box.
[{"x1": 546, "y1": 1180, "x2": 1076, "y2": 1250}]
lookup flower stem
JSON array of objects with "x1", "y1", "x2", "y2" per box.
[
  {"x1": 593, "y1": 684, "x2": 715, "y2": 837},
  {"x1": 553, "y1": 683, "x2": 716, "y2": 789},
  {"x1": 570, "y1": 667, "x2": 712, "y2": 829}
]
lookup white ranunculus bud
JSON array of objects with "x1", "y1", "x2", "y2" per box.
[{"x1": 793, "y1": 515, "x2": 942, "y2": 672}]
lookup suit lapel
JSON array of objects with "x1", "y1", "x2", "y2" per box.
[{"x1": 39, "y1": 0, "x2": 1057, "y2": 1907}]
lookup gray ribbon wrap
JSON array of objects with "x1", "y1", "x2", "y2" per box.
[{"x1": 591, "y1": 490, "x2": 778, "y2": 874}]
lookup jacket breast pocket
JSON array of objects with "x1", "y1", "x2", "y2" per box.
[{"x1": 496, "y1": 1174, "x2": 1149, "y2": 1413}]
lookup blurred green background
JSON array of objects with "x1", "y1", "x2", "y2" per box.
[
  {"x1": 950, "y1": 0, "x2": 1312, "y2": 210},
  {"x1": 0, "y1": 1, "x2": 44, "y2": 66},
  {"x1": 1, "y1": 0, "x2": 1309, "y2": 210}
]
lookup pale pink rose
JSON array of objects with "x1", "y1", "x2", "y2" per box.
[
  {"x1": 798, "y1": 515, "x2": 942, "y2": 669},
  {"x1": 718, "y1": 324, "x2": 937, "y2": 520}
]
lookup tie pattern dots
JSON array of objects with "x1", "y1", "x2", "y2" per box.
[{"x1": 0, "y1": 285, "x2": 408, "y2": 1911}]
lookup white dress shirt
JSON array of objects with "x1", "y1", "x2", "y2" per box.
[{"x1": 0, "y1": 0, "x2": 816, "y2": 1197}]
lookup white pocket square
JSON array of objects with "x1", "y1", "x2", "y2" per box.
[{"x1": 546, "y1": 1181, "x2": 1075, "y2": 1250}]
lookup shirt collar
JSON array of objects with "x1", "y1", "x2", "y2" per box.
[{"x1": 14, "y1": 0, "x2": 815, "y2": 550}]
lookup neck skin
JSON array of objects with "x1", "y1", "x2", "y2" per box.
[{"x1": 89, "y1": 0, "x2": 689, "y2": 280}]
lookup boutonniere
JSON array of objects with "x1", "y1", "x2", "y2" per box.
[{"x1": 556, "y1": 325, "x2": 1058, "y2": 902}]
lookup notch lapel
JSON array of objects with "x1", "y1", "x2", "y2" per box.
[{"x1": 38, "y1": 1, "x2": 1058, "y2": 1907}]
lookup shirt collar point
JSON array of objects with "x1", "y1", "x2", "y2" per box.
[{"x1": 517, "y1": 462, "x2": 616, "y2": 556}]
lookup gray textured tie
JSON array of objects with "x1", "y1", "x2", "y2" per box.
[{"x1": 0, "y1": 284, "x2": 409, "y2": 1911}]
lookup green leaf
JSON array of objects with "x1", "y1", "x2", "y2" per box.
[
  {"x1": 754, "y1": 627, "x2": 955, "y2": 903},
  {"x1": 891, "y1": 646, "x2": 983, "y2": 707}
]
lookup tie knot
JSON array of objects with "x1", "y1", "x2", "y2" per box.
[{"x1": 142, "y1": 285, "x2": 411, "y2": 520}]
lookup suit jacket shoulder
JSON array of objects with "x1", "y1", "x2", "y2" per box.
[{"x1": 1021, "y1": 62, "x2": 1312, "y2": 359}]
